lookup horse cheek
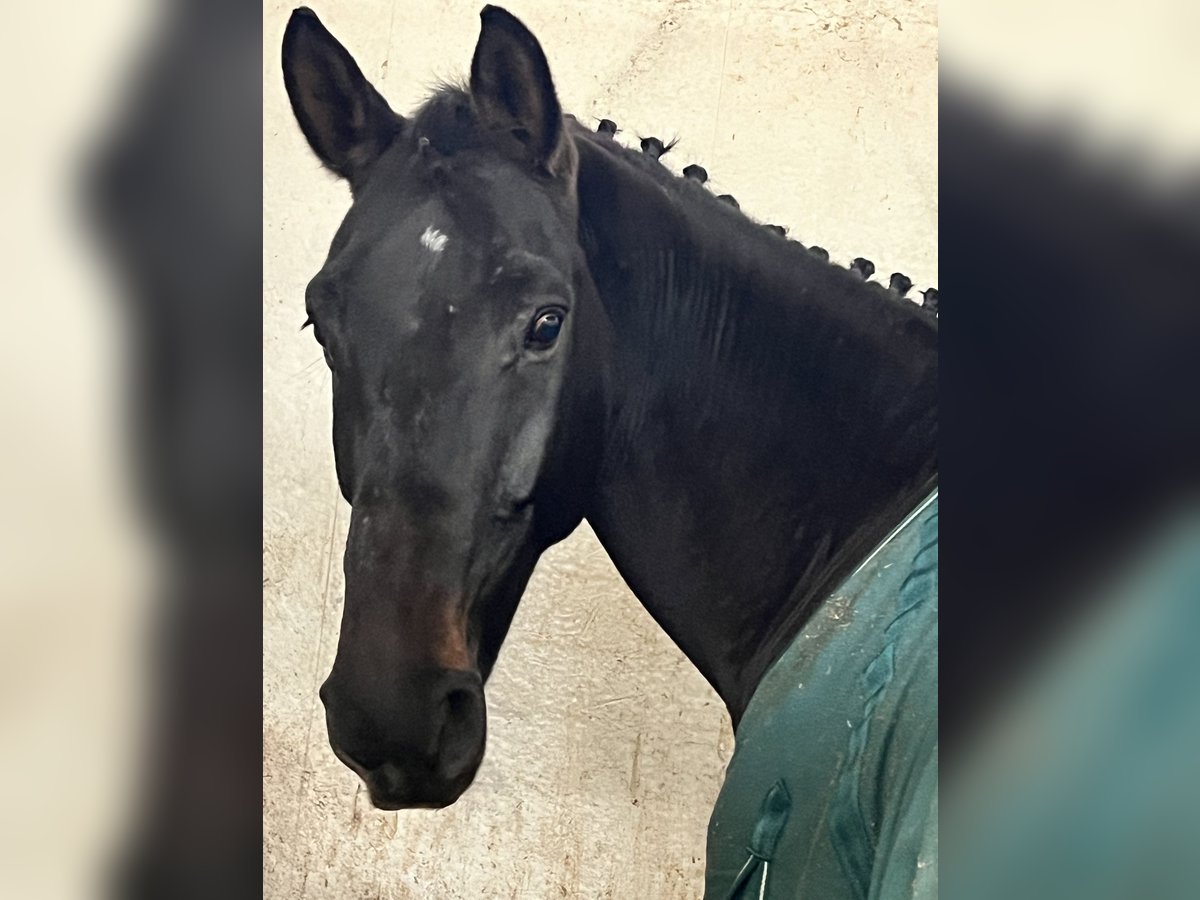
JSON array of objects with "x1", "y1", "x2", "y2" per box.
[{"x1": 495, "y1": 409, "x2": 555, "y2": 514}]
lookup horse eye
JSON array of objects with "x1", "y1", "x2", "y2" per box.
[{"x1": 527, "y1": 309, "x2": 564, "y2": 348}]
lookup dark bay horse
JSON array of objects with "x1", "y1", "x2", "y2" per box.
[{"x1": 282, "y1": 6, "x2": 936, "y2": 897}]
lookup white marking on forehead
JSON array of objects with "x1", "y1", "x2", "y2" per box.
[{"x1": 420, "y1": 225, "x2": 448, "y2": 254}]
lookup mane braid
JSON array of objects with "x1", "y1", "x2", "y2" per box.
[
  {"x1": 570, "y1": 129, "x2": 937, "y2": 484},
  {"x1": 568, "y1": 121, "x2": 938, "y2": 308},
  {"x1": 404, "y1": 86, "x2": 937, "y2": 307}
]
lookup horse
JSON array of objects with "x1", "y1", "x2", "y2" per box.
[{"x1": 281, "y1": 6, "x2": 938, "y2": 898}]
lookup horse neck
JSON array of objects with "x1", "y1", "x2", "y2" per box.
[{"x1": 571, "y1": 134, "x2": 938, "y2": 722}]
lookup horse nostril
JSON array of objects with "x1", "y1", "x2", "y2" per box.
[
  {"x1": 436, "y1": 681, "x2": 485, "y2": 780},
  {"x1": 444, "y1": 686, "x2": 473, "y2": 719}
]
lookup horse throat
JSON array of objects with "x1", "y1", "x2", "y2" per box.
[{"x1": 572, "y1": 134, "x2": 938, "y2": 723}]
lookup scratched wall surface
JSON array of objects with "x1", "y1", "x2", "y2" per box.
[{"x1": 262, "y1": 1, "x2": 937, "y2": 897}]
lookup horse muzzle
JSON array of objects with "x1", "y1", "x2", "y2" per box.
[{"x1": 319, "y1": 666, "x2": 487, "y2": 809}]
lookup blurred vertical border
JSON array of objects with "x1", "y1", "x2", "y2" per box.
[
  {"x1": 4, "y1": 0, "x2": 264, "y2": 898},
  {"x1": 940, "y1": 1, "x2": 1200, "y2": 897}
]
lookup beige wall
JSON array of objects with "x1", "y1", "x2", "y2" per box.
[{"x1": 263, "y1": 1, "x2": 937, "y2": 897}]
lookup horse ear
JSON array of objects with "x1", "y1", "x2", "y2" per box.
[
  {"x1": 282, "y1": 8, "x2": 403, "y2": 187},
  {"x1": 470, "y1": 6, "x2": 571, "y2": 178}
]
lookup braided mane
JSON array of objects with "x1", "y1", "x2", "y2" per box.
[{"x1": 407, "y1": 85, "x2": 938, "y2": 314}]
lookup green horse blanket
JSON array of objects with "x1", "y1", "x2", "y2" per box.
[{"x1": 706, "y1": 493, "x2": 938, "y2": 900}]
